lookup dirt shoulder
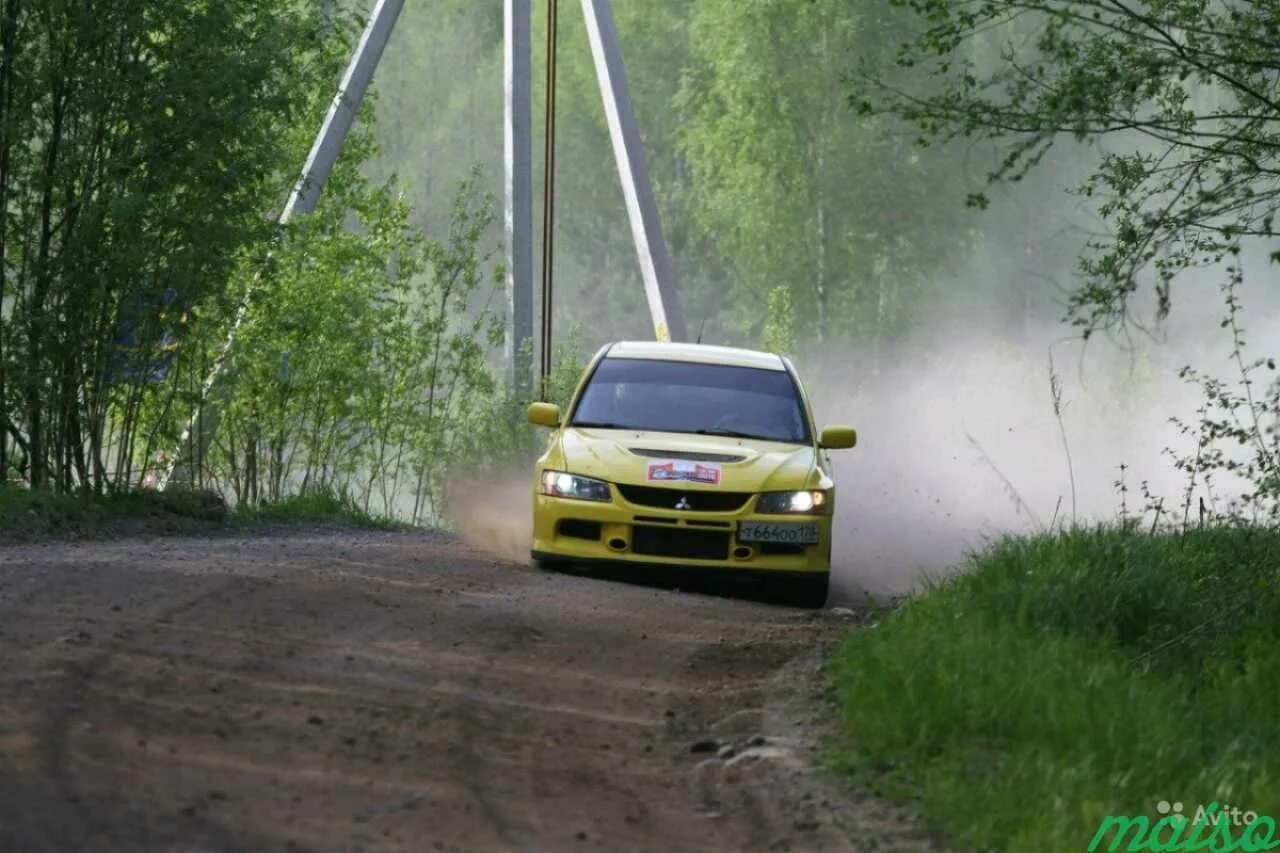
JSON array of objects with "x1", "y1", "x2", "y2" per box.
[{"x1": 0, "y1": 530, "x2": 935, "y2": 851}]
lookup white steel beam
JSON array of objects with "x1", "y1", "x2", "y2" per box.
[
  {"x1": 285, "y1": 0, "x2": 407, "y2": 220},
  {"x1": 579, "y1": 0, "x2": 686, "y2": 342},
  {"x1": 505, "y1": 0, "x2": 535, "y2": 393}
]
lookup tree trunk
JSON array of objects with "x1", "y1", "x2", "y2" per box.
[
  {"x1": 815, "y1": 186, "x2": 828, "y2": 344},
  {"x1": 0, "y1": 0, "x2": 21, "y2": 484},
  {"x1": 811, "y1": 24, "x2": 831, "y2": 344},
  {"x1": 28, "y1": 81, "x2": 66, "y2": 489}
]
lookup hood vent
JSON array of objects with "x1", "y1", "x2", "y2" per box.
[{"x1": 627, "y1": 448, "x2": 746, "y2": 463}]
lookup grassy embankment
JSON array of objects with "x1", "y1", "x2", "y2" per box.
[
  {"x1": 828, "y1": 526, "x2": 1280, "y2": 850},
  {"x1": 0, "y1": 485, "x2": 397, "y2": 542}
]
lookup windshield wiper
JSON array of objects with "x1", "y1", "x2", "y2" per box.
[
  {"x1": 692, "y1": 428, "x2": 768, "y2": 440},
  {"x1": 574, "y1": 423, "x2": 795, "y2": 442}
]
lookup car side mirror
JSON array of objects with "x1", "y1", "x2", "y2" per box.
[
  {"x1": 819, "y1": 425, "x2": 857, "y2": 450},
  {"x1": 527, "y1": 402, "x2": 561, "y2": 428}
]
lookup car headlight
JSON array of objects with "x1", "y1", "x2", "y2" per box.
[
  {"x1": 755, "y1": 490, "x2": 828, "y2": 515},
  {"x1": 540, "y1": 470, "x2": 612, "y2": 502}
]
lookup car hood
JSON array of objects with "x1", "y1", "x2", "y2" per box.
[{"x1": 555, "y1": 427, "x2": 827, "y2": 492}]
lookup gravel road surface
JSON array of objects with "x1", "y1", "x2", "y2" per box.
[{"x1": 0, "y1": 531, "x2": 933, "y2": 852}]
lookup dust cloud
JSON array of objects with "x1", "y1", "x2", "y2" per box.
[
  {"x1": 447, "y1": 475, "x2": 534, "y2": 562},
  {"x1": 809, "y1": 316, "x2": 1255, "y2": 605}
]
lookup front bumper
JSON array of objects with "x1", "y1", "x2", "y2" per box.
[{"x1": 531, "y1": 490, "x2": 831, "y2": 574}]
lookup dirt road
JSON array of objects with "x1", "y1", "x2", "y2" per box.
[{"x1": 0, "y1": 531, "x2": 931, "y2": 852}]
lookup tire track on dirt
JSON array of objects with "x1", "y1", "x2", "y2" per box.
[{"x1": 34, "y1": 573, "x2": 260, "y2": 852}]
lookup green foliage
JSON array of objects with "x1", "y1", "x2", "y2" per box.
[
  {"x1": 861, "y1": 0, "x2": 1280, "y2": 333},
  {"x1": 828, "y1": 526, "x2": 1280, "y2": 850},
  {"x1": 0, "y1": 0, "x2": 352, "y2": 491},
  {"x1": 677, "y1": 0, "x2": 971, "y2": 347},
  {"x1": 0, "y1": 0, "x2": 538, "y2": 521}
]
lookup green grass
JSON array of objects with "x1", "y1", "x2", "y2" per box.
[
  {"x1": 0, "y1": 484, "x2": 401, "y2": 540},
  {"x1": 239, "y1": 488, "x2": 400, "y2": 530},
  {"x1": 0, "y1": 484, "x2": 228, "y2": 540},
  {"x1": 827, "y1": 526, "x2": 1280, "y2": 851}
]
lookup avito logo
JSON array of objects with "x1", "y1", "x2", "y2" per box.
[{"x1": 1089, "y1": 800, "x2": 1278, "y2": 852}]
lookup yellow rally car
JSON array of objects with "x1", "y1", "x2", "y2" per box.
[{"x1": 526, "y1": 341, "x2": 856, "y2": 608}]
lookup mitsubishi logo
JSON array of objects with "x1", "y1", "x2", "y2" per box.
[{"x1": 675, "y1": 496, "x2": 692, "y2": 510}]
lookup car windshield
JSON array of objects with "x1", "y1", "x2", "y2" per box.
[{"x1": 571, "y1": 357, "x2": 811, "y2": 444}]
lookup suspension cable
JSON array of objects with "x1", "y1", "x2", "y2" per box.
[{"x1": 539, "y1": 0, "x2": 559, "y2": 391}]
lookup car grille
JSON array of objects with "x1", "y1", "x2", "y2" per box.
[
  {"x1": 632, "y1": 526, "x2": 730, "y2": 561},
  {"x1": 616, "y1": 484, "x2": 751, "y2": 512},
  {"x1": 558, "y1": 519, "x2": 602, "y2": 540}
]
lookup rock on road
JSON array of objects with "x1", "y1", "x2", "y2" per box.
[{"x1": 0, "y1": 530, "x2": 932, "y2": 852}]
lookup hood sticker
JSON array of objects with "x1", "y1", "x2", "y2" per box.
[{"x1": 646, "y1": 460, "x2": 722, "y2": 486}]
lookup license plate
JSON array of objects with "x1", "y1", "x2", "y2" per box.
[{"x1": 738, "y1": 521, "x2": 819, "y2": 545}]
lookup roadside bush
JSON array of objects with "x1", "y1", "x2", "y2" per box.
[
  {"x1": 448, "y1": 332, "x2": 589, "y2": 476},
  {"x1": 178, "y1": 151, "x2": 507, "y2": 526},
  {"x1": 243, "y1": 487, "x2": 397, "y2": 530}
]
